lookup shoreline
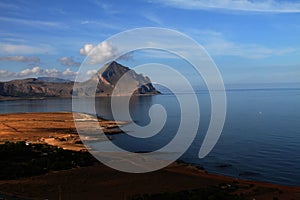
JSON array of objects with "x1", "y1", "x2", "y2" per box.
[
  {"x1": 0, "y1": 93, "x2": 161, "y2": 102},
  {"x1": 0, "y1": 112, "x2": 299, "y2": 199},
  {"x1": 0, "y1": 112, "x2": 126, "y2": 150}
]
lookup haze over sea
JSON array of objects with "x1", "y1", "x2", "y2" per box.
[{"x1": 1, "y1": 86, "x2": 299, "y2": 186}]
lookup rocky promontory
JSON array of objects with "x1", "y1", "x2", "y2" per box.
[{"x1": 0, "y1": 61, "x2": 160, "y2": 98}]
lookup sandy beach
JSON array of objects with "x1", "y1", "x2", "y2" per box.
[{"x1": 0, "y1": 112, "x2": 299, "y2": 200}]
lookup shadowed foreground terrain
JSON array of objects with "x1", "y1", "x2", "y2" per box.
[{"x1": 0, "y1": 112, "x2": 299, "y2": 200}]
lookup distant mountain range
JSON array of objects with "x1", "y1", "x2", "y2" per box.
[
  {"x1": 0, "y1": 61, "x2": 160, "y2": 98},
  {"x1": 37, "y1": 77, "x2": 72, "y2": 83}
]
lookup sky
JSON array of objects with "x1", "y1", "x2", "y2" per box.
[{"x1": 0, "y1": 0, "x2": 300, "y2": 88}]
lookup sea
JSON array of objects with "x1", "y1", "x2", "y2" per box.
[{"x1": 0, "y1": 88, "x2": 299, "y2": 186}]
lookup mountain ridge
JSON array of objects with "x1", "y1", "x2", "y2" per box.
[{"x1": 0, "y1": 61, "x2": 160, "y2": 98}]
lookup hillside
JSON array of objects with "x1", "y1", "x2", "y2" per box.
[{"x1": 0, "y1": 61, "x2": 160, "y2": 98}]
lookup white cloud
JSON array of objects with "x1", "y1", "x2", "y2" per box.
[
  {"x1": 86, "y1": 69, "x2": 97, "y2": 76},
  {"x1": 44, "y1": 68, "x2": 59, "y2": 74},
  {"x1": 0, "y1": 16, "x2": 62, "y2": 27},
  {"x1": 154, "y1": 0, "x2": 300, "y2": 13},
  {"x1": 205, "y1": 37, "x2": 295, "y2": 59},
  {"x1": 89, "y1": 0, "x2": 121, "y2": 14},
  {"x1": 0, "y1": 43, "x2": 53, "y2": 54},
  {"x1": 0, "y1": 56, "x2": 40, "y2": 63},
  {"x1": 19, "y1": 66, "x2": 41, "y2": 76},
  {"x1": 79, "y1": 41, "x2": 118, "y2": 64},
  {"x1": 142, "y1": 13, "x2": 164, "y2": 25},
  {"x1": 79, "y1": 20, "x2": 122, "y2": 30},
  {"x1": 0, "y1": 67, "x2": 79, "y2": 81},
  {"x1": 58, "y1": 56, "x2": 80, "y2": 67},
  {"x1": 79, "y1": 44, "x2": 94, "y2": 55},
  {"x1": 127, "y1": 29, "x2": 296, "y2": 59},
  {"x1": 80, "y1": 20, "x2": 90, "y2": 25},
  {"x1": 43, "y1": 68, "x2": 79, "y2": 79},
  {"x1": 0, "y1": 69, "x2": 14, "y2": 77},
  {"x1": 188, "y1": 29, "x2": 296, "y2": 59},
  {"x1": 62, "y1": 68, "x2": 77, "y2": 75}
]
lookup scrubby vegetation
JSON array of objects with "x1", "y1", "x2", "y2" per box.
[{"x1": 0, "y1": 141, "x2": 98, "y2": 180}]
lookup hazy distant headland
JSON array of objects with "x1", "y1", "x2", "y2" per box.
[{"x1": 0, "y1": 61, "x2": 160, "y2": 99}]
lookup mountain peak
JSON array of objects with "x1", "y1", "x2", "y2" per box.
[
  {"x1": 0, "y1": 61, "x2": 160, "y2": 98},
  {"x1": 91, "y1": 61, "x2": 160, "y2": 96}
]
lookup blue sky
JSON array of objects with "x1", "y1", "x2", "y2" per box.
[{"x1": 0, "y1": 0, "x2": 300, "y2": 87}]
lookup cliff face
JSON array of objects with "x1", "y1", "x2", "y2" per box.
[
  {"x1": 0, "y1": 61, "x2": 160, "y2": 98},
  {"x1": 85, "y1": 61, "x2": 160, "y2": 96}
]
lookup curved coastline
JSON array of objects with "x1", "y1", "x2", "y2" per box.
[{"x1": 0, "y1": 112, "x2": 299, "y2": 199}]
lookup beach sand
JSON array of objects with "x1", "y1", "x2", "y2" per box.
[{"x1": 0, "y1": 112, "x2": 299, "y2": 200}]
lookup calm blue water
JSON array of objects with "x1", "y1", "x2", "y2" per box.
[{"x1": 0, "y1": 88, "x2": 299, "y2": 186}]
